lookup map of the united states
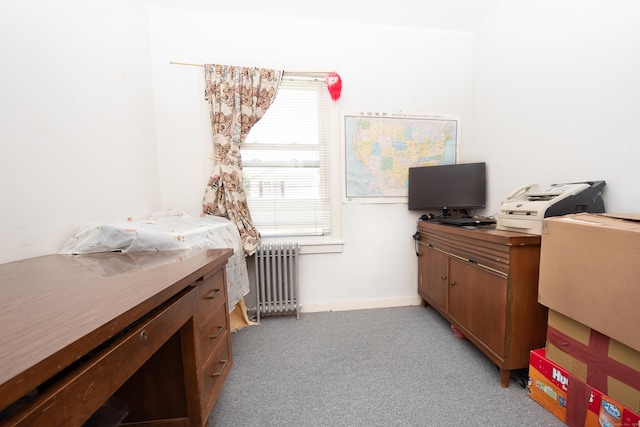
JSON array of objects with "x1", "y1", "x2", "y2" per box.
[{"x1": 345, "y1": 114, "x2": 457, "y2": 199}]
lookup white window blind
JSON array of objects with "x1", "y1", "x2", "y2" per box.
[{"x1": 242, "y1": 77, "x2": 331, "y2": 237}]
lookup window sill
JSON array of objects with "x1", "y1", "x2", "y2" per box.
[{"x1": 259, "y1": 237, "x2": 344, "y2": 254}]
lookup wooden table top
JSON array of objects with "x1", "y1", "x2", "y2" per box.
[{"x1": 0, "y1": 248, "x2": 232, "y2": 394}]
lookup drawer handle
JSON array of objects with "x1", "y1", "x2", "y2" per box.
[
  {"x1": 204, "y1": 288, "x2": 222, "y2": 300},
  {"x1": 211, "y1": 359, "x2": 228, "y2": 377},
  {"x1": 209, "y1": 325, "x2": 224, "y2": 339}
]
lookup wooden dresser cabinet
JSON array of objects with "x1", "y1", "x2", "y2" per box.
[
  {"x1": 417, "y1": 221, "x2": 548, "y2": 387},
  {"x1": 0, "y1": 248, "x2": 233, "y2": 426}
]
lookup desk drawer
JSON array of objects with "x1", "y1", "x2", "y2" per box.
[
  {"x1": 201, "y1": 336, "x2": 232, "y2": 411},
  {"x1": 198, "y1": 304, "x2": 229, "y2": 365},
  {"x1": 195, "y1": 270, "x2": 225, "y2": 321},
  {"x1": 4, "y1": 287, "x2": 197, "y2": 427}
]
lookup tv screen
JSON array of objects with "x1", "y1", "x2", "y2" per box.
[{"x1": 408, "y1": 162, "x2": 486, "y2": 212}]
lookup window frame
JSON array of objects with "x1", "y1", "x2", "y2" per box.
[{"x1": 242, "y1": 75, "x2": 343, "y2": 254}]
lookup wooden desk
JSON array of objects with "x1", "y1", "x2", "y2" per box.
[
  {"x1": 417, "y1": 221, "x2": 548, "y2": 387},
  {"x1": 0, "y1": 248, "x2": 233, "y2": 426}
]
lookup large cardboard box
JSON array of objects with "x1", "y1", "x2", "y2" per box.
[
  {"x1": 528, "y1": 348, "x2": 640, "y2": 427},
  {"x1": 538, "y1": 213, "x2": 640, "y2": 352},
  {"x1": 545, "y1": 309, "x2": 640, "y2": 414}
]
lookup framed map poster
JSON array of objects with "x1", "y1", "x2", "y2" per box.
[{"x1": 343, "y1": 112, "x2": 459, "y2": 203}]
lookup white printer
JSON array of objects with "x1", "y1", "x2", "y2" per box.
[{"x1": 496, "y1": 181, "x2": 606, "y2": 235}]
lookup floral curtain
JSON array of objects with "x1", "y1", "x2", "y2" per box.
[{"x1": 202, "y1": 64, "x2": 282, "y2": 256}]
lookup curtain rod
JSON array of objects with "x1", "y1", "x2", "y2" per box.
[{"x1": 169, "y1": 61, "x2": 330, "y2": 78}]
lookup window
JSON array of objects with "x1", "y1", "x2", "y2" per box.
[{"x1": 242, "y1": 76, "x2": 334, "y2": 241}]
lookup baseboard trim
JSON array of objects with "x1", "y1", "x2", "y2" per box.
[{"x1": 300, "y1": 296, "x2": 422, "y2": 313}]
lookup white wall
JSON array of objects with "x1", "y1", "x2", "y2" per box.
[
  {"x1": 147, "y1": 8, "x2": 475, "y2": 311},
  {"x1": 470, "y1": 0, "x2": 640, "y2": 215},
  {"x1": 5, "y1": 1, "x2": 637, "y2": 312},
  {"x1": 0, "y1": 0, "x2": 160, "y2": 263}
]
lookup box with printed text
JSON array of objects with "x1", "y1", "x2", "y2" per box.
[{"x1": 528, "y1": 348, "x2": 640, "y2": 427}]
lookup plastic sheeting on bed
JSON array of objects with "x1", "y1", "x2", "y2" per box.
[{"x1": 59, "y1": 210, "x2": 250, "y2": 313}]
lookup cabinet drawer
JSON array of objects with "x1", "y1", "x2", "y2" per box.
[
  {"x1": 198, "y1": 304, "x2": 229, "y2": 364},
  {"x1": 4, "y1": 287, "x2": 197, "y2": 427},
  {"x1": 201, "y1": 337, "x2": 232, "y2": 410},
  {"x1": 418, "y1": 228, "x2": 449, "y2": 252},
  {"x1": 449, "y1": 234, "x2": 510, "y2": 277},
  {"x1": 195, "y1": 270, "x2": 225, "y2": 321}
]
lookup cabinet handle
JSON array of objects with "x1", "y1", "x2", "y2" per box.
[
  {"x1": 211, "y1": 359, "x2": 228, "y2": 377},
  {"x1": 450, "y1": 281, "x2": 456, "y2": 286},
  {"x1": 209, "y1": 325, "x2": 224, "y2": 339},
  {"x1": 204, "y1": 288, "x2": 222, "y2": 300},
  {"x1": 440, "y1": 275, "x2": 447, "y2": 280}
]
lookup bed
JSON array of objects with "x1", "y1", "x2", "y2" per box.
[{"x1": 59, "y1": 210, "x2": 250, "y2": 313}]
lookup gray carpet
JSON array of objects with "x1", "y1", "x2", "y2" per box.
[{"x1": 208, "y1": 305, "x2": 565, "y2": 426}]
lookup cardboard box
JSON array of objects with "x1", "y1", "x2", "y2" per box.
[
  {"x1": 528, "y1": 348, "x2": 569, "y2": 423},
  {"x1": 528, "y1": 348, "x2": 640, "y2": 426},
  {"x1": 546, "y1": 309, "x2": 640, "y2": 414},
  {"x1": 538, "y1": 213, "x2": 640, "y2": 352}
]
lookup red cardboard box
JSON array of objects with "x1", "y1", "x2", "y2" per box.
[
  {"x1": 545, "y1": 309, "x2": 640, "y2": 414},
  {"x1": 528, "y1": 348, "x2": 640, "y2": 427}
]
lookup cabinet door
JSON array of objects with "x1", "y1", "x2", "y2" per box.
[
  {"x1": 418, "y1": 245, "x2": 448, "y2": 311},
  {"x1": 448, "y1": 258, "x2": 507, "y2": 355}
]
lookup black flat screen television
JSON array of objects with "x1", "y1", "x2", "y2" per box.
[{"x1": 408, "y1": 162, "x2": 486, "y2": 214}]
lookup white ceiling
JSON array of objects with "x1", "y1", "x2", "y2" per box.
[{"x1": 145, "y1": 0, "x2": 503, "y2": 32}]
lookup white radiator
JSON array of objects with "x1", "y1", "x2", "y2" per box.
[{"x1": 254, "y1": 242, "x2": 300, "y2": 322}]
